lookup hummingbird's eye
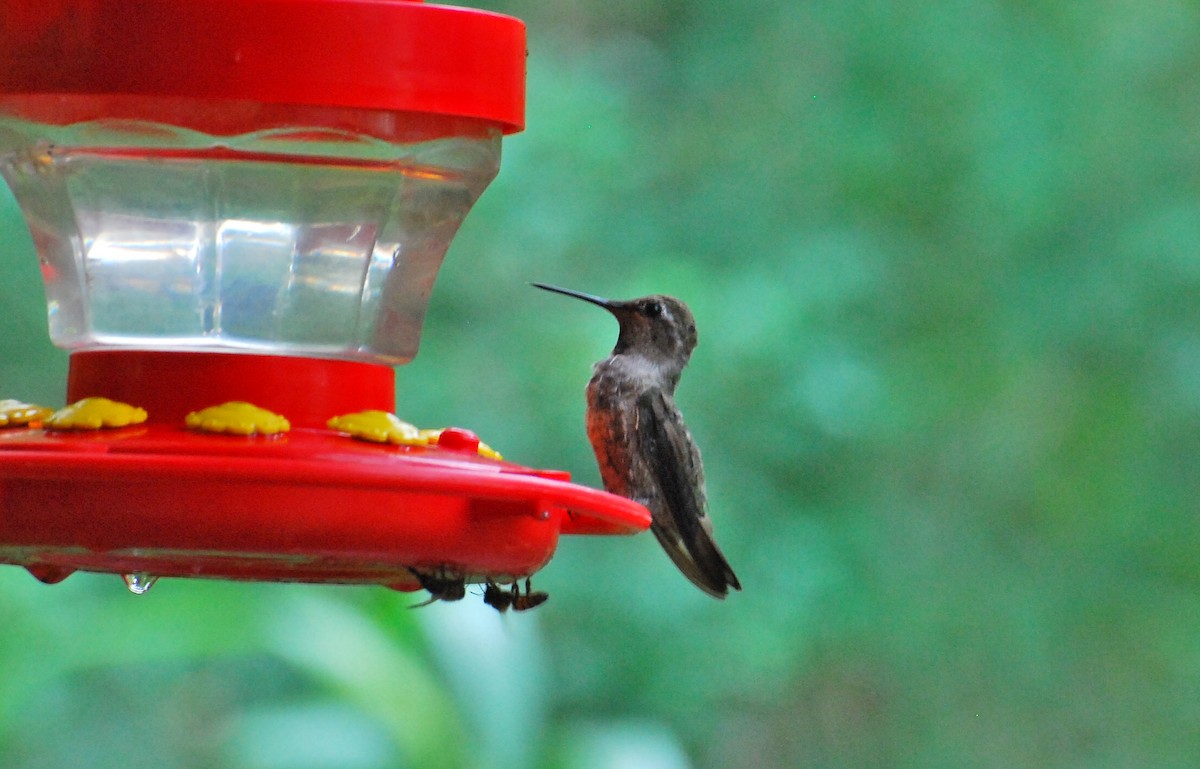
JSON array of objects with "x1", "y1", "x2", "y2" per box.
[{"x1": 645, "y1": 300, "x2": 664, "y2": 317}]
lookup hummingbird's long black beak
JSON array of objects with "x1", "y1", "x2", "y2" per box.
[{"x1": 531, "y1": 282, "x2": 617, "y2": 311}]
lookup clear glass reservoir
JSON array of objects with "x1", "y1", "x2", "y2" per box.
[{"x1": 0, "y1": 97, "x2": 502, "y2": 364}]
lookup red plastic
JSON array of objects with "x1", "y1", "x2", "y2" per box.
[
  {"x1": 0, "y1": 0, "x2": 526, "y2": 133},
  {"x1": 0, "y1": 425, "x2": 648, "y2": 589},
  {"x1": 68, "y1": 351, "x2": 395, "y2": 429},
  {"x1": 0, "y1": 351, "x2": 651, "y2": 589},
  {"x1": 436, "y1": 427, "x2": 481, "y2": 453}
]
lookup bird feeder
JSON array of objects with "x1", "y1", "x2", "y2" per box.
[{"x1": 0, "y1": 0, "x2": 650, "y2": 596}]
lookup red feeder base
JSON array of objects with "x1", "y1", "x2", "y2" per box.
[{"x1": 0, "y1": 351, "x2": 650, "y2": 591}]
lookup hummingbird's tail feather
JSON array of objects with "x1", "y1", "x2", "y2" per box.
[
  {"x1": 651, "y1": 521, "x2": 742, "y2": 598},
  {"x1": 631, "y1": 388, "x2": 742, "y2": 598}
]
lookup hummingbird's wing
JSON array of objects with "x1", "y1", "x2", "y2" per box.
[{"x1": 637, "y1": 389, "x2": 741, "y2": 598}]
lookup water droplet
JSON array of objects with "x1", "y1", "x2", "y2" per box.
[{"x1": 123, "y1": 572, "x2": 158, "y2": 595}]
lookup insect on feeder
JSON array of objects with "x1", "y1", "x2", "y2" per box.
[{"x1": 0, "y1": 0, "x2": 650, "y2": 599}]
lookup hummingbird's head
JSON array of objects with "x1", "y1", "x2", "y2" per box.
[
  {"x1": 532, "y1": 283, "x2": 698, "y2": 375},
  {"x1": 610, "y1": 294, "x2": 697, "y2": 362}
]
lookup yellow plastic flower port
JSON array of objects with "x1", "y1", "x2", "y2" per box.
[
  {"x1": 46, "y1": 397, "x2": 148, "y2": 431},
  {"x1": 327, "y1": 411, "x2": 502, "y2": 460},
  {"x1": 186, "y1": 401, "x2": 290, "y2": 436},
  {"x1": 0, "y1": 399, "x2": 54, "y2": 428},
  {"x1": 327, "y1": 410, "x2": 422, "y2": 445}
]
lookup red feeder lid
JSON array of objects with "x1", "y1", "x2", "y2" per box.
[{"x1": 0, "y1": 0, "x2": 526, "y2": 133}]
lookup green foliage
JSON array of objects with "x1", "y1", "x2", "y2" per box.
[{"x1": 4, "y1": 0, "x2": 1200, "y2": 766}]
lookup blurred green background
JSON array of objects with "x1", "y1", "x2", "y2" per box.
[{"x1": 3, "y1": 1, "x2": 1200, "y2": 767}]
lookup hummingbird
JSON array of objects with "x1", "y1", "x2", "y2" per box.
[{"x1": 532, "y1": 283, "x2": 742, "y2": 598}]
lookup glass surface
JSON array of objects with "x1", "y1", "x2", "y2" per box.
[{"x1": 0, "y1": 106, "x2": 501, "y2": 364}]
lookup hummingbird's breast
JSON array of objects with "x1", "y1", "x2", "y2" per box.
[{"x1": 585, "y1": 359, "x2": 645, "y2": 499}]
